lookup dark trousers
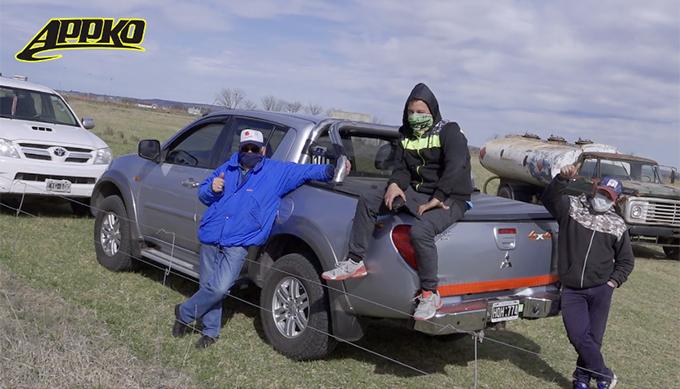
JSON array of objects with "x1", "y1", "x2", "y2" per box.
[
  {"x1": 347, "y1": 185, "x2": 466, "y2": 291},
  {"x1": 561, "y1": 283, "x2": 615, "y2": 383}
]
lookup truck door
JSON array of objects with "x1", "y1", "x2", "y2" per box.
[{"x1": 138, "y1": 117, "x2": 231, "y2": 263}]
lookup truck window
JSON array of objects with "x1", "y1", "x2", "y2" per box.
[
  {"x1": 313, "y1": 130, "x2": 396, "y2": 178},
  {"x1": 599, "y1": 159, "x2": 631, "y2": 179},
  {"x1": 165, "y1": 121, "x2": 226, "y2": 168},
  {"x1": 0, "y1": 86, "x2": 78, "y2": 127},
  {"x1": 579, "y1": 159, "x2": 597, "y2": 178}
]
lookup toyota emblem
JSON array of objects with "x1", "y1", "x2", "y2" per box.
[{"x1": 53, "y1": 147, "x2": 66, "y2": 157}]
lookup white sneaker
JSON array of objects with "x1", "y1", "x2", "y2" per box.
[
  {"x1": 413, "y1": 290, "x2": 443, "y2": 321},
  {"x1": 321, "y1": 260, "x2": 367, "y2": 281}
]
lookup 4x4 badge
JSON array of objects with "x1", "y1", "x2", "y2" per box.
[{"x1": 528, "y1": 230, "x2": 552, "y2": 240}]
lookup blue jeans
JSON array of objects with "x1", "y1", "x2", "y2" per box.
[
  {"x1": 561, "y1": 283, "x2": 615, "y2": 384},
  {"x1": 178, "y1": 245, "x2": 248, "y2": 338}
]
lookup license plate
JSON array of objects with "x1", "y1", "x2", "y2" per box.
[
  {"x1": 490, "y1": 300, "x2": 521, "y2": 323},
  {"x1": 46, "y1": 179, "x2": 71, "y2": 193}
]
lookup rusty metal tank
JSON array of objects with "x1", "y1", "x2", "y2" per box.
[{"x1": 479, "y1": 134, "x2": 618, "y2": 186}]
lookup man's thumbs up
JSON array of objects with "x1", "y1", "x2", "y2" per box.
[{"x1": 212, "y1": 171, "x2": 225, "y2": 193}]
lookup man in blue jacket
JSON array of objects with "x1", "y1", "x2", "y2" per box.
[{"x1": 172, "y1": 129, "x2": 348, "y2": 348}]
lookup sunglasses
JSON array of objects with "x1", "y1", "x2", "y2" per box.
[{"x1": 240, "y1": 144, "x2": 261, "y2": 153}]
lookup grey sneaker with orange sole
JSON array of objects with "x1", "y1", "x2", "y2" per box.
[{"x1": 321, "y1": 259, "x2": 367, "y2": 281}]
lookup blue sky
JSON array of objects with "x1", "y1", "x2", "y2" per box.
[{"x1": 1, "y1": 0, "x2": 678, "y2": 166}]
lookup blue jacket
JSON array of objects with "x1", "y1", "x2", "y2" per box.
[{"x1": 197, "y1": 153, "x2": 333, "y2": 247}]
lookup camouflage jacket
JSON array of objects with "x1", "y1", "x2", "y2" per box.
[{"x1": 542, "y1": 174, "x2": 635, "y2": 289}]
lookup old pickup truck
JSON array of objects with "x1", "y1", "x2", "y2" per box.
[
  {"x1": 91, "y1": 111, "x2": 560, "y2": 360},
  {"x1": 480, "y1": 134, "x2": 680, "y2": 259}
]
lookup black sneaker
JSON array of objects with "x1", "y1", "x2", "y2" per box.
[
  {"x1": 172, "y1": 304, "x2": 192, "y2": 338},
  {"x1": 195, "y1": 335, "x2": 217, "y2": 349}
]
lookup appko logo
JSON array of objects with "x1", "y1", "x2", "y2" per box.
[{"x1": 16, "y1": 18, "x2": 146, "y2": 62}]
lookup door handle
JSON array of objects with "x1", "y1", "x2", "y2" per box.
[{"x1": 181, "y1": 178, "x2": 200, "y2": 188}]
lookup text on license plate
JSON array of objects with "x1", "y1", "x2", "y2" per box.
[
  {"x1": 46, "y1": 179, "x2": 71, "y2": 193},
  {"x1": 490, "y1": 300, "x2": 521, "y2": 323}
]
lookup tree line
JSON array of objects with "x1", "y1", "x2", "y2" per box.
[{"x1": 214, "y1": 88, "x2": 331, "y2": 116}]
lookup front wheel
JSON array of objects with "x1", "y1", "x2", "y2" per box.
[
  {"x1": 93, "y1": 195, "x2": 136, "y2": 271},
  {"x1": 662, "y1": 243, "x2": 679, "y2": 260},
  {"x1": 260, "y1": 253, "x2": 337, "y2": 360}
]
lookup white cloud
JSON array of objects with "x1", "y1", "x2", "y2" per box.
[{"x1": 3, "y1": 0, "x2": 678, "y2": 165}]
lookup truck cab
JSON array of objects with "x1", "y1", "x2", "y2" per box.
[{"x1": 576, "y1": 152, "x2": 680, "y2": 259}]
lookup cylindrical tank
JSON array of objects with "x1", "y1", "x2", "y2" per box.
[{"x1": 479, "y1": 134, "x2": 618, "y2": 187}]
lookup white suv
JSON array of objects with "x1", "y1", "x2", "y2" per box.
[{"x1": 0, "y1": 76, "x2": 111, "y2": 214}]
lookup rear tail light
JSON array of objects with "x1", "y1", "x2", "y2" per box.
[
  {"x1": 497, "y1": 228, "x2": 517, "y2": 235},
  {"x1": 392, "y1": 225, "x2": 418, "y2": 270}
]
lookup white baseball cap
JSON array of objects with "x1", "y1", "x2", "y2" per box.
[{"x1": 240, "y1": 129, "x2": 264, "y2": 148}]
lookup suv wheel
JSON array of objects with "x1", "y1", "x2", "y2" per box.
[
  {"x1": 260, "y1": 253, "x2": 337, "y2": 360},
  {"x1": 94, "y1": 195, "x2": 136, "y2": 271}
]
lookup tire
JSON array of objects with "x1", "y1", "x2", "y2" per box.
[
  {"x1": 70, "y1": 198, "x2": 92, "y2": 217},
  {"x1": 93, "y1": 195, "x2": 136, "y2": 271},
  {"x1": 663, "y1": 244, "x2": 680, "y2": 260},
  {"x1": 497, "y1": 183, "x2": 533, "y2": 203},
  {"x1": 260, "y1": 253, "x2": 337, "y2": 360},
  {"x1": 0, "y1": 195, "x2": 21, "y2": 214}
]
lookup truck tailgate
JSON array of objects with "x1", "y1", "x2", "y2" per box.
[{"x1": 434, "y1": 218, "x2": 558, "y2": 296}]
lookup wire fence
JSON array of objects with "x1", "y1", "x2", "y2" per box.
[{"x1": 0, "y1": 175, "x2": 633, "y2": 388}]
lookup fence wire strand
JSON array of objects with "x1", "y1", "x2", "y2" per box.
[
  {"x1": 0, "y1": 175, "x2": 632, "y2": 386},
  {"x1": 0, "y1": 199, "x2": 468, "y2": 388}
]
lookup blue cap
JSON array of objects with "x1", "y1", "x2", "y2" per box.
[{"x1": 596, "y1": 176, "x2": 623, "y2": 201}]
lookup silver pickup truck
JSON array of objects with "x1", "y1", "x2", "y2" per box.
[{"x1": 91, "y1": 110, "x2": 560, "y2": 360}]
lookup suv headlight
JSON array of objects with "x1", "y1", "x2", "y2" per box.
[
  {"x1": 627, "y1": 200, "x2": 648, "y2": 221},
  {"x1": 0, "y1": 138, "x2": 21, "y2": 158},
  {"x1": 94, "y1": 147, "x2": 112, "y2": 165}
]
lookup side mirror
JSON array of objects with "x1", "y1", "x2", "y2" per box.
[
  {"x1": 81, "y1": 117, "x2": 95, "y2": 129},
  {"x1": 672, "y1": 170, "x2": 676, "y2": 184},
  {"x1": 374, "y1": 143, "x2": 396, "y2": 170},
  {"x1": 138, "y1": 139, "x2": 161, "y2": 162},
  {"x1": 333, "y1": 155, "x2": 349, "y2": 184}
]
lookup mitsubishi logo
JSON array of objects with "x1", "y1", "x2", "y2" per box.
[
  {"x1": 53, "y1": 147, "x2": 66, "y2": 157},
  {"x1": 500, "y1": 251, "x2": 513, "y2": 269}
]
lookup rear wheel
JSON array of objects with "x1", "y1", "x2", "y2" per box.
[
  {"x1": 94, "y1": 195, "x2": 136, "y2": 271},
  {"x1": 260, "y1": 253, "x2": 337, "y2": 360},
  {"x1": 497, "y1": 183, "x2": 533, "y2": 203}
]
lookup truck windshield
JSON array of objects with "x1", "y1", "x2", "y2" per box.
[
  {"x1": 0, "y1": 86, "x2": 79, "y2": 127},
  {"x1": 599, "y1": 158, "x2": 661, "y2": 184}
]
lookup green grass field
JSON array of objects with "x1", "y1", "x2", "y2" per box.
[{"x1": 0, "y1": 98, "x2": 678, "y2": 388}]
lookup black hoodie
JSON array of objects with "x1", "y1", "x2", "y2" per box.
[{"x1": 387, "y1": 83, "x2": 473, "y2": 202}]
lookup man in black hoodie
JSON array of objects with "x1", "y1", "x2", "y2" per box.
[
  {"x1": 542, "y1": 164, "x2": 635, "y2": 389},
  {"x1": 322, "y1": 83, "x2": 473, "y2": 321}
]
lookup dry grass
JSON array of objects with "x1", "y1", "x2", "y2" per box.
[{"x1": 0, "y1": 264, "x2": 195, "y2": 389}]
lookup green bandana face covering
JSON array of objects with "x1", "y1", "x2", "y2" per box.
[{"x1": 408, "y1": 113, "x2": 433, "y2": 136}]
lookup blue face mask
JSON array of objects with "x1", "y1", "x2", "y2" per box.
[{"x1": 239, "y1": 151, "x2": 263, "y2": 169}]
